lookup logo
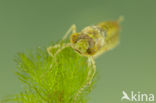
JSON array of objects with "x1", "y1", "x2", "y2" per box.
[{"x1": 121, "y1": 91, "x2": 154, "y2": 102}]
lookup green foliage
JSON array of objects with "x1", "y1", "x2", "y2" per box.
[{"x1": 2, "y1": 44, "x2": 95, "y2": 103}]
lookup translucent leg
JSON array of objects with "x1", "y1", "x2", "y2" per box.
[
  {"x1": 62, "y1": 24, "x2": 76, "y2": 41},
  {"x1": 47, "y1": 24, "x2": 76, "y2": 57},
  {"x1": 89, "y1": 57, "x2": 96, "y2": 84},
  {"x1": 47, "y1": 43, "x2": 71, "y2": 57},
  {"x1": 54, "y1": 43, "x2": 71, "y2": 57},
  {"x1": 47, "y1": 44, "x2": 61, "y2": 57},
  {"x1": 74, "y1": 56, "x2": 96, "y2": 102}
]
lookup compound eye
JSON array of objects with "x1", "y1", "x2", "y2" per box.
[{"x1": 70, "y1": 33, "x2": 79, "y2": 44}]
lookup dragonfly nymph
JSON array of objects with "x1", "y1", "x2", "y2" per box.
[{"x1": 47, "y1": 16, "x2": 124, "y2": 102}]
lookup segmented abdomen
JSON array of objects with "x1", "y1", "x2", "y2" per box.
[
  {"x1": 94, "y1": 21, "x2": 120, "y2": 57},
  {"x1": 98, "y1": 21, "x2": 120, "y2": 40}
]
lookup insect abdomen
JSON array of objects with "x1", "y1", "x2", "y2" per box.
[
  {"x1": 98, "y1": 21, "x2": 120, "y2": 39},
  {"x1": 94, "y1": 20, "x2": 121, "y2": 57}
]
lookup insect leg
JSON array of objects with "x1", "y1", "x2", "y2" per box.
[
  {"x1": 74, "y1": 56, "x2": 96, "y2": 102},
  {"x1": 88, "y1": 57, "x2": 96, "y2": 85},
  {"x1": 62, "y1": 24, "x2": 76, "y2": 41},
  {"x1": 93, "y1": 47, "x2": 107, "y2": 59},
  {"x1": 47, "y1": 44, "x2": 61, "y2": 57},
  {"x1": 47, "y1": 24, "x2": 76, "y2": 57},
  {"x1": 54, "y1": 43, "x2": 71, "y2": 57},
  {"x1": 47, "y1": 43, "x2": 71, "y2": 57}
]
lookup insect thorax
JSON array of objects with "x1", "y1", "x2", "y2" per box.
[{"x1": 70, "y1": 26, "x2": 105, "y2": 56}]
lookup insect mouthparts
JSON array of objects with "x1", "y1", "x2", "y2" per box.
[{"x1": 74, "y1": 49, "x2": 81, "y2": 54}]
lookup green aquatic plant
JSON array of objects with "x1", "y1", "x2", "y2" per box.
[
  {"x1": 1, "y1": 17, "x2": 123, "y2": 103},
  {"x1": 1, "y1": 44, "x2": 95, "y2": 103}
]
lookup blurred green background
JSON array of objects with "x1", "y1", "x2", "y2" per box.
[{"x1": 0, "y1": 0, "x2": 156, "y2": 103}]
